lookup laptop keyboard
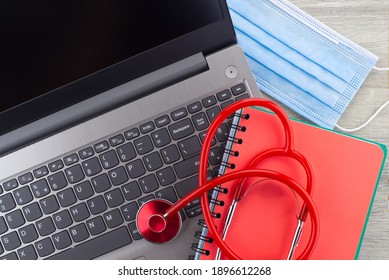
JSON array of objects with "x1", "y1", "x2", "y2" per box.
[{"x1": 0, "y1": 84, "x2": 250, "y2": 260}]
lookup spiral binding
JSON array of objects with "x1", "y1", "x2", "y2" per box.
[{"x1": 189, "y1": 110, "x2": 248, "y2": 258}]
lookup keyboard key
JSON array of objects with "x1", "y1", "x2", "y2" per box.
[
  {"x1": 47, "y1": 171, "x2": 68, "y2": 191},
  {"x1": 109, "y1": 134, "x2": 125, "y2": 147},
  {"x1": 199, "y1": 131, "x2": 217, "y2": 146},
  {"x1": 171, "y1": 107, "x2": 188, "y2": 121},
  {"x1": 39, "y1": 195, "x2": 60, "y2": 215},
  {"x1": 175, "y1": 175, "x2": 198, "y2": 198},
  {"x1": 0, "y1": 216, "x2": 7, "y2": 235},
  {"x1": 217, "y1": 89, "x2": 232, "y2": 101},
  {"x1": 79, "y1": 146, "x2": 94, "y2": 159},
  {"x1": 192, "y1": 112, "x2": 209, "y2": 131},
  {"x1": 65, "y1": 164, "x2": 85, "y2": 184},
  {"x1": 103, "y1": 209, "x2": 124, "y2": 228},
  {"x1": 215, "y1": 123, "x2": 230, "y2": 142},
  {"x1": 87, "y1": 196, "x2": 107, "y2": 215},
  {"x1": 202, "y1": 95, "x2": 217, "y2": 108},
  {"x1": 125, "y1": 159, "x2": 146, "y2": 179},
  {"x1": 221, "y1": 99, "x2": 234, "y2": 110},
  {"x1": 168, "y1": 118, "x2": 195, "y2": 140},
  {"x1": 5, "y1": 209, "x2": 25, "y2": 229},
  {"x1": 184, "y1": 197, "x2": 201, "y2": 210},
  {"x1": 173, "y1": 155, "x2": 201, "y2": 179},
  {"x1": 94, "y1": 140, "x2": 109, "y2": 153},
  {"x1": 13, "y1": 186, "x2": 33, "y2": 205},
  {"x1": 155, "y1": 186, "x2": 178, "y2": 203},
  {"x1": 86, "y1": 216, "x2": 106, "y2": 236},
  {"x1": 128, "y1": 222, "x2": 143, "y2": 240},
  {"x1": 186, "y1": 205, "x2": 202, "y2": 218},
  {"x1": 36, "y1": 217, "x2": 56, "y2": 236},
  {"x1": 187, "y1": 101, "x2": 202, "y2": 114},
  {"x1": 70, "y1": 202, "x2": 90, "y2": 222},
  {"x1": 121, "y1": 182, "x2": 142, "y2": 201},
  {"x1": 91, "y1": 174, "x2": 111, "y2": 193},
  {"x1": 19, "y1": 224, "x2": 39, "y2": 244},
  {"x1": 0, "y1": 243, "x2": 2, "y2": 255},
  {"x1": 69, "y1": 223, "x2": 89, "y2": 243},
  {"x1": 57, "y1": 188, "x2": 77, "y2": 207},
  {"x1": 231, "y1": 83, "x2": 246, "y2": 95},
  {"x1": 139, "y1": 121, "x2": 155, "y2": 134},
  {"x1": 121, "y1": 202, "x2": 138, "y2": 221},
  {"x1": 235, "y1": 93, "x2": 250, "y2": 101},
  {"x1": 17, "y1": 245, "x2": 38, "y2": 260},
  {"x1": 74, "y1": 181, "x2": 94, "y2": 200},
  {"x1": 134, "y1": 135, "x2": 154, "y2": 155},
  {"x1": 48, "y1": 226, "x2": 132, "y2": 260},
  {"x1": 116, "y1": 143, "x2": 136, "y2": 162},
  {"x1": 124, "y1": 128, "x2": 140, "y2": 141},
  {"x1": 3, "y1": 179, "x2": 18, "y2": 191},
  {"x1": 206, "y1": 106, "x2": 221, "y2": 123},
  {"x1": 108, "y1": 166, "x2": 129, "y2": 186},
  {"x1": 160, "y1": 145, "x2": 181, "y2": 164},
  {"x1": 48, "y1": 160, "x2": 64, "y2": 172},
  {"x1": 0, "y1": 193, "x2": 16, "y2": 213},
  {"x1": 33, "y1": 166, "x2": 49, "y2": 179},
  {"x1": 143, "y1": 152, "x2": 163, "y2": 171},
  {"x1": 64, "y1": 153, "x2": 79, "y2": 166},
  {"x1": 52, "y1": 231, "x2": 72, "y2": 250},
  {"x1": 178, "y1": 135, "x2": 201, "y2": 159},
  {"x1": 30, "y1": 179, "x2": 51, "y2": 198},
  {"x1": 22, "y1": 202, "x2": 42, "y2": 222},
  {"x1": 156, "y1": 167, "x2": 176, "y2": 186},
  {"x1": 35, "y1": 237, "x2": 55, "y2": 257},
  {"x1": 1, "y1": 231, "x2": 21, "y2": 251},
  {"x1": 1, "y1": 252, "x2": 18, "y2": 260},
  {"x1": 151, "y1": 128, "x2": 171, "y2": 148},
  {"x1": 53, "y1": 210, "x2": 73, "y2": 229},
  {"x1": 139, "y1": 174, "x2": 159, "y2": 193},
  {"x1": 0, "y1": 185, "x2": 3, "y2": 194},
  {"x1": 155, "y1": 115, "x2": 170, "y2": 127},
  {"x1": 99, "y1": 150, "x2": 119, "y2": 169},
  {"x1": 138, "y1": 194, "x2": 155, "y2": 206},
  {"x1": 18, "y1": 172, "x2": 34, "y2": 185},
  {"x1": 209, "y1": 147, "x2": 223, "y2": 166},
  {"x1": 82, "y1": 157, "x2": 102, "y2": 176},
  {"x1": 104, "y1": 188, "x2": 124, "y2": 208}
]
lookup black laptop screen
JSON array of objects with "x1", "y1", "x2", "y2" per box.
[{"x1": 0, "y1": 0, "x2": 224, "y2": 115}]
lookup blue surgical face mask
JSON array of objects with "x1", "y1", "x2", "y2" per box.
[{"x1": 227, "y1": 0, "x2": 379, "y2": 129}]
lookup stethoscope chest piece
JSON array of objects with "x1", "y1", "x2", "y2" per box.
[{"x1": 136, "y1": 199, "x2": 182, "y2": 244}]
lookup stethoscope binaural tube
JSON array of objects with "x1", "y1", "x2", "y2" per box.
[{"x1": 136, "y1": 98, "x2": 320, "y2": 259}]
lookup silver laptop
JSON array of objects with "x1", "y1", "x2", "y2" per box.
[{"x1": 0, "y1": 0, "x2": 260, "y2": 260}]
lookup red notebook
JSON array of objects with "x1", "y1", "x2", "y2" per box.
[{"x1": 195, "y1": 107, "x2": 386, "y2": 260}]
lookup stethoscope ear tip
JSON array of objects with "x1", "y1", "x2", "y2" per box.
[{"x1": 136, "y1": 199, "x2": 182, "y2": 244}]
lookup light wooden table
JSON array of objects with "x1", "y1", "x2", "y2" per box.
[{"x1": 274, "y1": 0, "x2": 389, "y2": 259}]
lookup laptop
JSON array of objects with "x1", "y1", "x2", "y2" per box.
[{"x1": 0, "y1": 0, "x2": 260, "y2": 260}]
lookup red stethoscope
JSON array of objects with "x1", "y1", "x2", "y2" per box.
[{"x1": 136, "y1": 98, "x2": 320, "y2": 260}]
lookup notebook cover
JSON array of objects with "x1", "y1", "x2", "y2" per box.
[{"x1": 196, "y1": 107, "x2": 386, "y2": 260}]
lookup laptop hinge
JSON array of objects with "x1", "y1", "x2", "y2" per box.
[{"x1": 0, "y1": 53, "x2": 208, "y2": 155}]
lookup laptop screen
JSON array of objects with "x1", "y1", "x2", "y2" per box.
[
  {"x1": 0, "y1": 0, "x2": 222, "y2": 114},
  {"x1": 0, "y1": 0, "x2": 233, "y2": 135}
]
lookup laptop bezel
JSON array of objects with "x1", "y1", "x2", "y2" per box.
[{"x1": 0, "y1": 0, "x2": 235, "y2": 136}]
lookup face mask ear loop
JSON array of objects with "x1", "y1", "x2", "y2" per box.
[
  {"x1": 336, "y1": 99, "x2": 389, "y2": 132},
  {"x1": 373, "y1": 66, "x2": 389, "y2": 71}
]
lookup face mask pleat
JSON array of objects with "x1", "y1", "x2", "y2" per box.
[
  {"x1": 236, "y1": 29, "x2": 350, "y2": 112},
  {"x1": 246, "y1": 56, "x2": 341, "y2": 129}
]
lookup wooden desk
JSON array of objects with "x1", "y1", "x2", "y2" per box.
[{"x1": 273, "y1": 0, "x2": 389, "y2": 259}]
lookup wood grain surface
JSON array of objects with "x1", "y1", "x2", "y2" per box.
[{"x1": 267, "y1": 0, "x2": 389, "y2": 259}]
